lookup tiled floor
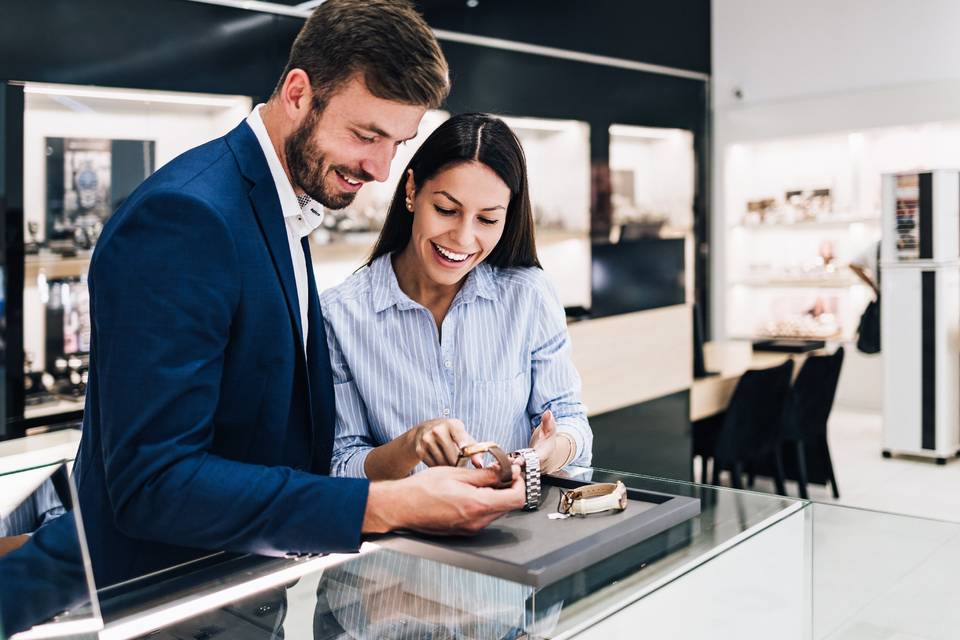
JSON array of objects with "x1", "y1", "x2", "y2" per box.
[{"x1": 700, "y1": 407, "x2": 960, "y2": 523}]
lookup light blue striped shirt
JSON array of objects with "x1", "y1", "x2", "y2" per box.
[{"x1": 321, "y1": 253, "x2": 592, "y2": 478}]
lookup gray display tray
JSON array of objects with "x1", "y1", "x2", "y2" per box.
[{"x1": 375, "y1": 475, "x2": 701, "y2": 588}]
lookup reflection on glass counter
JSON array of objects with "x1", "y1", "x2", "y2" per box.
[{"x1": 0, "y1": 460, "x2": 101, "y2": 638}]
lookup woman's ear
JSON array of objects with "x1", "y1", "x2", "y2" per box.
[{"x1": 404, "y1": 169, "x2": 416, "y2": 212}]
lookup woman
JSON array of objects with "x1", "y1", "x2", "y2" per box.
[
  {"x1": 322, "y1": 113, "x2": 592, "y2": 481},
  {"x1": 318, "y1": 113, "x2": 580, "y2": 639}
]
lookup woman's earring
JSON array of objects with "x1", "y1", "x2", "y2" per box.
[{"x1": 405, "y1": 197, "x2": 414, "y2": 211}]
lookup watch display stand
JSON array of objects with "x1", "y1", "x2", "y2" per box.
[{"x1": 375, "y1": 475, "x2": 701, "y2": 588}]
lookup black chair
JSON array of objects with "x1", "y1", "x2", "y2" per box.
[
  {"x1": 693, "y1": 360, "x2": 795, "y2": 494},
  {"x1": 779, "y1": 347, "x2": 845, "y2": 499}
]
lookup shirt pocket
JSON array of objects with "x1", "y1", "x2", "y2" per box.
[{"x1": 462, "y1": 370, "x2": 529, "y2": 443}]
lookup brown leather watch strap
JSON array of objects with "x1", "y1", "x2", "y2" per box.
[{"x1": 457, "y1": 441, "x2": 513, "y2": 487}]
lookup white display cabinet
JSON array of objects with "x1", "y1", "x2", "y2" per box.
[
  {"x1": 722, "y1": 120, "x2": 960, "y2": 342},
  {"x1": 21, "y1": 82, "x2": 252, "y2": 421},
  {"x1": 609, "y1": 124, "x2": 696, "y2": 305},
  {"x1": 609, "y1": 124, "x2": 694, "y2": 237},
  {"x1": 499, "y1": 115, "x2": 591, "y2": 309}
]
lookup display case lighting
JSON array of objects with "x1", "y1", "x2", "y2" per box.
[
  {"x1": 12, "y1": 617, "x2": 103, "y2": 639},
  {"x1": 609, "y1": 124, "x2": 687, "y2": 140},
  {"x1": 499, "y1": 116, "x2": 584, "y2": 133},
  {"x1": 98, "y1": 543, "x2": 379, "y2": 640},
  {"x1": 24, "y1": 84, "x2": 248, "y2": 109}
]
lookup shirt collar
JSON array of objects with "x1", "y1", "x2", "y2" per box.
[
  {"x1": 246, "y1": 104, "x2": 325, "y2": 233},
  {"x1": 369, "y1": 252, "x2": 499, "y2": 313}
]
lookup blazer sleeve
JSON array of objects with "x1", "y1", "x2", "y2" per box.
[{"x1": 89, "y1": 190, "x2": 368, "y2": 556}]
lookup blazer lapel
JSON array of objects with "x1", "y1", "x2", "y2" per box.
[
  {"x1": 226, "y1": 122, "x2": 304, "y2": 348},
  {"x1": 303, "y1": 238, "x2": 337, "y2": 471}
]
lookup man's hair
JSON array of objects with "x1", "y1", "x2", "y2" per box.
[{"x1": 275, "y1": 0, "x2": 449, "y2": 110}]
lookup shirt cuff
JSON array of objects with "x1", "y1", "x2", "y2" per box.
[
  {"x1": 332, "y1": 447, "x2": 373, "y2": 479},
  {"x1": 556, "y1": 423, "x2": 590, "y2": 466}
]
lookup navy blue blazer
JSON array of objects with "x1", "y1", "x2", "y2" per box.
[{"x1": 74, "y1": 121, "x2": 369, "y2": 588}]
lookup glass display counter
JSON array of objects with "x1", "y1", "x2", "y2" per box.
[
  {"x1": 0, "y1": 459, "x2": 101, "y2": 639},
  {"x1": 24, "y1": 467, "x2": 806, "y2": 639},
  {"x1": 3, "y1": 465, "x2": 957, "y2": 638}
]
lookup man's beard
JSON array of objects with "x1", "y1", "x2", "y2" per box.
[{"x1": 285, "y1": 115, "x2": 371, "y2": 210}]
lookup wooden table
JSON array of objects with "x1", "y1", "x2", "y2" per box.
[{"x1": 690, "y1": 341, "x2": 818, "y2": 421}]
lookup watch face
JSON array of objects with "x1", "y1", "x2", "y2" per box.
[{"x1": 76, "y1": 167, "x2": 97, "y2": 190}]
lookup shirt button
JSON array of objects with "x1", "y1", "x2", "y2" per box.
[
  {"x1": 442, "y1": 408, "x2": 450, "y2": 417},
  {"x1": 444, "y1": 360, "x2": 452, "y2": 368}
]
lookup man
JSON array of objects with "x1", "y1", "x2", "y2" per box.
[{"x1": 74, "y1": 0, "x2": 523, "y2": 588}]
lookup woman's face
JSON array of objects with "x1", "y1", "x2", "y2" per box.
[{"x1": 404, "y1": 161, "x2": 510, "y2": 287}]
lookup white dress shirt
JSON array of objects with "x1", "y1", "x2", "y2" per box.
[{"x1": 246, "y1": 104, "x2": 325, "y2": 348}]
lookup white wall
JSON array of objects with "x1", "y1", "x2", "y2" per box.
[
  {"x1": 712, "y1": 0, "x2": 960, "y2": 111},
  {"x1": 712, "y1": 0, "x2": 960, "y2": 410}
]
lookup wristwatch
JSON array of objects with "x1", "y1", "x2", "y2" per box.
[
  {"x1": 558, "y1": 481, "x2": 628, "y2": 516},
  {"x1": 510, "y1": 448, "x2": 542, "y2": 511},
  {"x1": 458, "y1": 441, "x2": 513, "y2": 488}
]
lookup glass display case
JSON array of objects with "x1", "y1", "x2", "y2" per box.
[
  {"x1": 4, "y1": 464, "x2": 956, "y2": 638},
  {"x1": 9, "y1": 82, "x2": 252, "y2": 431},
  {"x1": 488, "y1": 115, "x2": 591, "y2": 311},
  {"x1": 69, "y1": 467, "x2": 809, "y2": 639},
  {"x1": 609, "y1": 124, "x2": 694, "y2": 238},
  {"x1": 0, "y1": 459, "x2": 101, "y2": 639}
]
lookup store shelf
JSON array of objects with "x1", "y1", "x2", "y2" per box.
[
  {"x1": 733, "y1": 215, "x2": 881, "y2": 231},
  {"x1": 25, "y1": 252, "x2": 91, "y2": 281},
  {"x1": 24, "y1": 397, "x2": 85, "y2": 420},
  {"x1": 732, "y1": 274, "x2": 864, "y2": 288}
]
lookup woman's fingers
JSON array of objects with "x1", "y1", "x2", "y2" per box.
[
  {"x1": 530, "y1": 409, "x2": 556, "y2": 446},
  {"x1": 540, "y1": 410, "x2": 556, "y2": 437},
  {"x1": 423, "y1": 420, "x2": 468, "y2": 466}
]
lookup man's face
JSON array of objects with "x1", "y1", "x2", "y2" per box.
[{"x1": 285, "y1": 75, "x2": 426, "y2": 210}]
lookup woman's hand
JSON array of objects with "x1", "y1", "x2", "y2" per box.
[
  {"x1": 530, "y1": 410, "x2": 575, "y2": 473},
  {"x1": 411, "y1": 418, "x2": 480, "y2": 467},
  {"x1": 530, "y1": 410, "x2": 557, "y2": 466}
]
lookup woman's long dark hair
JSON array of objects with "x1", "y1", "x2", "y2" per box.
[{"x1": 366, "y1": 113, "x2": 541, "y2": 268}]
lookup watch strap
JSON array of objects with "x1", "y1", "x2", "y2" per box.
[
  {"x1": 511, "y1": 448, "x2": 542, "y2": 510},
  {"x1": 559, "y1": 481, "x2": 628, "y2": 516},
  {"x1": 457, "y1": 441, "x2": 513, "y2": 487}
]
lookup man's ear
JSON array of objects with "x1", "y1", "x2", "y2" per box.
[{"x1": 279, "y1": 69, "x2": 313, "y2": 122}]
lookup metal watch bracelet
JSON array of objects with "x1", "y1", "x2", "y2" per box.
[{"x1": 511, "y1": 448, "x2": 541, "y2": 510}]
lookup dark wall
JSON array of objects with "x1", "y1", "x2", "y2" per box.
[
  {"x1": 1, "y1": 0, "x2": 712, "y2": 443},
  {"x1": 1, "y1": 0, "x2": 712, "y2": 306},
  {"x1": 0, "y1": 0, "x2": 301, "y2": 101},
  {"x1": 419, "y1": 0, "x2": 710, "y2": 75}
]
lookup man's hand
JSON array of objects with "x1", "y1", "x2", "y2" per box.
[
  {"x1": 411, "y1": 418, "x2": 480, "y2": 467},
  {"x1": 362, "y1": 465, "x2": 525, "y2": 535}
]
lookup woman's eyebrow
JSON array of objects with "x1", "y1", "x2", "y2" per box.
[{"x1": 434, "y1": 190, "x2": 506, "y2": 211}]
